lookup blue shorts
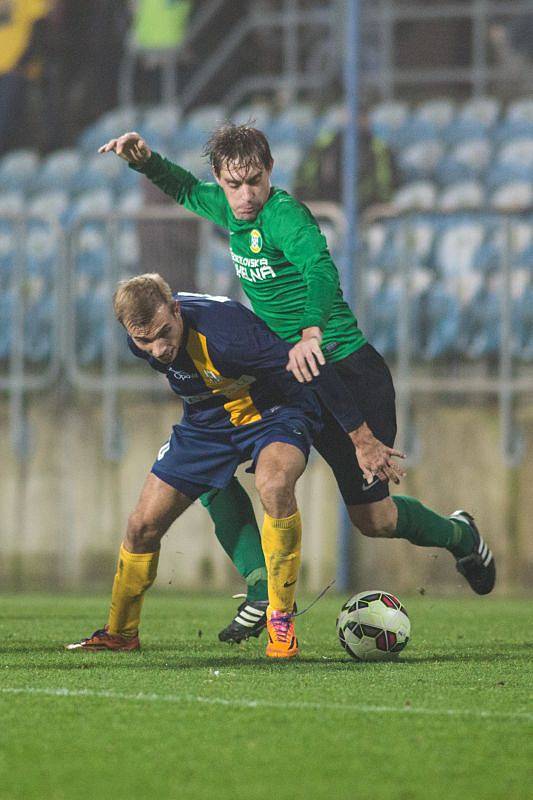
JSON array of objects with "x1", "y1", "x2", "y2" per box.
[{"x1": 151, "y1": 407, "x2": 316, "y2": 500}]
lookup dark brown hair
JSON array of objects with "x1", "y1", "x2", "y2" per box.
[
  {"x1": 113, "y1": 273, "x2": 174, "y2": 329},
  {"x1": 204, "y1": 123, "x2": 273, "y2": 176}
]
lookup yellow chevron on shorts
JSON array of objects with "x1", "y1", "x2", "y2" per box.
[{"x1": 186, "y1": 330, "x2": 261, "y2": 426}]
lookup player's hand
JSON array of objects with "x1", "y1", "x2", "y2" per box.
[
  {"x1": 286, "y1": 326, "x2": 325, "y2": 383},
  {"x1": 349, "y1": 422, "x2": 406, "y2": 485},
  {"x1": 98, "y1": 132, "x2": 152, "y2": 165}
]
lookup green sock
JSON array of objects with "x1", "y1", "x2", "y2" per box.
[
  {"x1": 200, "y1": 477, "x2": 268, "y2": 601},
  {"x1": 392, "y1": 495, "x2": 474, "y2": 558}
]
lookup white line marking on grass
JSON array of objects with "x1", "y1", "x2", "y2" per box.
[{"x1": 1, "y1": 687, "x2": 531, "y2": 723}]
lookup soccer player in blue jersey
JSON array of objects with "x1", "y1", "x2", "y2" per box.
[{"x1": 67, "y1": 273, "x2": 360, "y2": 658}]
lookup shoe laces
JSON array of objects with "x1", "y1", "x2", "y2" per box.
[{"x1": 269, "y1": 611, "x2": 293, "y2": 642}]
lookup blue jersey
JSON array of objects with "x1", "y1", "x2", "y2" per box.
[{"x1": 127, "y1": 293, "x2": 321, "y2": 431}]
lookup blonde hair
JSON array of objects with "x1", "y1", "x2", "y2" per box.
[{"x1": 113, "y1": 273, "x2": 174, "y2": 329}]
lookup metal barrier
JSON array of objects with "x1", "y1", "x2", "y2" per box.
[
  {"x1": 0, "y1": 214, "x2": 66, "y2": 460},
  {"x1": 1, "y1": 207, "x2": 532, "y2": 468}
]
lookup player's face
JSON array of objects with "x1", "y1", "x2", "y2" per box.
[
  {"x1": 215, "y1": 160, "x2": 272, "y2": 220},
  {"x1": 128, "y1": 301, "x2": 183, "y2": 364}
]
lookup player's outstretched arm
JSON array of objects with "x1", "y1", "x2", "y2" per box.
[
  {"x1": 98, "y1": 132, "x2": 152, "y2": 166},
  {"x1": 349, "y1": 422, "x2": 406, "y2": 486}
]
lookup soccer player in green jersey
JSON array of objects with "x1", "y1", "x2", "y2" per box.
[{"x1": 99, "y1": 125, "x2": 496, "y2": 640}]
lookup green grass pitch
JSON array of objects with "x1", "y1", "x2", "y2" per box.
[{"x1": 0, "y1": 593, "x2": 531, "y2": 800}]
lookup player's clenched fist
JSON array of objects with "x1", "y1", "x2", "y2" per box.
[{"x1": 98, "y1": 132, "x2": 152, "y2": 165}]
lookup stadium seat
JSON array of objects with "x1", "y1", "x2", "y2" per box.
[
  {"x1": 267, "y1": 104, "x2": 318, "y2": 146},
  {"x1": 70, "y1": 188, "x2": 114, "y2": 222},
  {"x1": 271, "y1": 142, "x2": 303, "y2": 189},
  {"x1": 463, "y1": 277, "x2": 501, "y2": 359},
  {"x1": 177, "y1": 104, "x2": 225, "y2": 150},
  {"x1": 414, "y1": 98, "x2": 456, "y2": 131},
  {"x1": 0, "y1": 223, "x2": 16, "y2": 279},
  {"x1": 422, "y1": 279, "x2": 464, "y2": 360},
  {"x1": 443, "y1": 97, "x2": 500, "y2": 143},
  {"x1": 398, "y1": 140, "x2": 444, "y2": 180},
  {"x1": 400, "y1": 218, "x2": 437, "y2": 266},
  {"x1": 34, "y1": 149, "x2": 82, "y2": 193},
  {"x1": 490, "y1": 181, "x2": 533, "y2": 212},
  {"x1": 438, "y1": 181, "x2": 485, "y2": 212},
  {"x1": 28, "y1": 191, "x2": 70, "y2": 222},
  {"x1": 24, "y1": 275, "x2": 55, "y2": 363},
  {"x1": 436, "y1": 138, "x2": 492, "y2": 184},
  {"x1": 142, "y1": 105, "x2": 183, "y2": 149},
  {"x1": 433, "y1": 219, "x2": 486, "y2": 278},
  {"x1": 117, "y1": 190, "x2": 144, "y2": 212},
  {"x1": 78, "y1": 106, "x2": 142, "y2": 153},
  {"x1": 175, "y1": 148, "x2": 210, "y2": 179},
  {"x1": 392, "y1": 181, "x2": 437, "y2": 213},
  {"x1": 0, "y1": 149, "x2": 39, "y2": 193},
  {"x1": 497, "y1": 137, "x2": 533, "y2": 171},
  {"x1": 231, "y1": 102, "x2": 272, "y2": 129},
  {"x1": 316, "y1": 104, "x2": 347, "y2": 138},
  {"x1": 369, "y1": 101, "x2": 409, "y2": 143},
  {"x1": 74, "y1": 224, "x2": 108, "y2": 279},
  {"x1": 25, "y1": 225, "x2": 59, "y2": 279},
  {"x1": 77, "y1": 151, "x2": 125, "y2": 192},
  {"x1": 0, "y1": 191, "x2": 25, "y2": 214},
  {"x1": 362, "y1": 275, "x2": 400, "y2": 357}
]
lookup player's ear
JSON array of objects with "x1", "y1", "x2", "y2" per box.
[
  {"x1": 212, "y1": 168, "x2": 222, "y2": 186},
  {"x1": 172, "y1": 299, "x2": 180, "y2": 317}
]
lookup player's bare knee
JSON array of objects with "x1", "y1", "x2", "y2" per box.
[
  {"x1": 357, "y1": 519, "x2": 396, "y2": 538},
  {"x1": 256, "y1": 472, "x2": 295, "y2": 518},
  {"x1": 125, "y1": 512, "x2": 163, "y2": 551}
]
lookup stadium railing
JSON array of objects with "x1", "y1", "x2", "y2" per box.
[
  {"x1": 1, "y1": 206, "x2": 531, "y2": 469},
  {"x1": 0, "y1": 214, "x2": 66, "y2": 461}
]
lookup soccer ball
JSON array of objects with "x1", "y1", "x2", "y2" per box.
[{"x1": 336, "y1": 590, "x2": 411, "y2": 661}]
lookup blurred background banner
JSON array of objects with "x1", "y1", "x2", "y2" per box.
[{"x1": 1, "y1": 0, "x2": 532, "y2": 594}]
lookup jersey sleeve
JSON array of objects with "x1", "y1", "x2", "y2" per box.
[
  {"x1": 131, "y1": 151, "x2": 229, "y2": 228},
  {"x1": 269, "y1": 198, "x2": 341, "y2": 332}
]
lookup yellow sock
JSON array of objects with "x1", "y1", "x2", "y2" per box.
[
  {"x1": 107, "y1": 544, "x2": 160, "y2": 638},
  {"x1": 261, "y1": 511, "x2": 302, "y2": 613}
]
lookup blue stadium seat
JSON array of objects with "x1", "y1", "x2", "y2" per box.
[
  {"x1": 436, "y1": 138, "x2": 492, "y2": 185},
  {"x1": 463, "y1": 279, "x2": 500, "y2": 359},
  {"x1": 74, "y1": 224, "x2": 108, "y2": 280},
  {"x1": 69, "y1": 188, "x2": 114, "y2": 224},
  {"x1": 443, "y1": 97, "x2": 500, "y2": 143},
  {"x1": 369, "y1": 101, "x2": 409, "y2": 144},
  {"x1": 76, "y1": 152, "x2": 125, "y2": 192},
  {"x1": 142, "y1": 105, "x2": 183, "y2": 151},
  {"x1": 0, "y1": 149, "x2": 39, "y2": 193},
  {"x1": 494, "y1": 98, "x2": 533, "y2": 142},
  {"x1": 0, "y1": 288, "x2": 15, "y2": 359},
  {"x1": 25, "y1": 225, "x2": 59, "y2": 279},
  {"x1": 363, "y1": 276, "x2": 400, "y2": 357},
  {"x1": 0, "y1": 223, "x2": 16, "y2": 279},
  {"x1": 0, "y1": 191, "x2": 25, "y2": 214},
  {"x1": 513, "y1": 277, "x2": 533, "y2": 361},
  {"x1": 271, "y1": 142, "x2": 303, "y2": 190},
  {"x1": 398, "y1": 140, "x2": 444, "y2": 181},
  {"x1": 24, "y1": 275, "x2": 55, "y2": 363},
  {"x1": 392, "y1": 181, "x2": 437, "y2": 213},
  {"x1": 78, "y1": 107, "x2": 142, "y2": 153},
  {"x1": 34, "y1": 149, "x2": 82, "y2": 193},
  {"x1": 231, "y1": 102, "x2": 272, "y2": 129},
  {"x1": 438, "y1": 181, "x2": 485, "y2": 213},
  {"x1": 75, "y1": 277, "x2": 107, "y2": 364},
  {"x1": 177, "y1": 104, "x2": 225, "y2": 150},
  {"x1": 433, "y1": 218, "x2": 486, "y2": 278},
  {"x1": 421, "y1": 279, "x2": 463, "y2": 360},
  {"x1": 28, "y1": 191, "x2": 70, "y2": 223},
  {"x1": 267, "y1": 104, "x2": 318, "y2": 146},
  {"x1": 414, "y1": 99, "x2": 455, "y2": 132},
  {"x1": 490, "y1": 181, "x2": 533, "y2": 212}
]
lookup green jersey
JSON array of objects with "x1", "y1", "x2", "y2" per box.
[{"x1": 134, "y1": 152, "x2": 367, "y2": 362}]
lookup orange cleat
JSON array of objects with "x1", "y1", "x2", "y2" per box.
[
  {"x1": 65, "y1": 625, "x2": 140, "y2": 652},
  {"x1": 266, "y1": 607, "x2": 299, "y2": 659}
]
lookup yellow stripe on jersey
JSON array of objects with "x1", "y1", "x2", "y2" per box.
[{"x1": 185, "y1": 330, "x2": 262, "y2": 427}]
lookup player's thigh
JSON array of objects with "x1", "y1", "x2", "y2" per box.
[
  {"x1": 347, "y1": 496, "x2": 398, "y2": 538},
  {"x1": 255, "y1": 441, "x2": 306, "y2": 491},
  {"x1": 130, "y1": 472, "x2": 193, "y2": 535}
]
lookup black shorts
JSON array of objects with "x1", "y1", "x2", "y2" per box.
[{"x1": 313, "y1": 344, "x2": 397, "y2": 506}]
